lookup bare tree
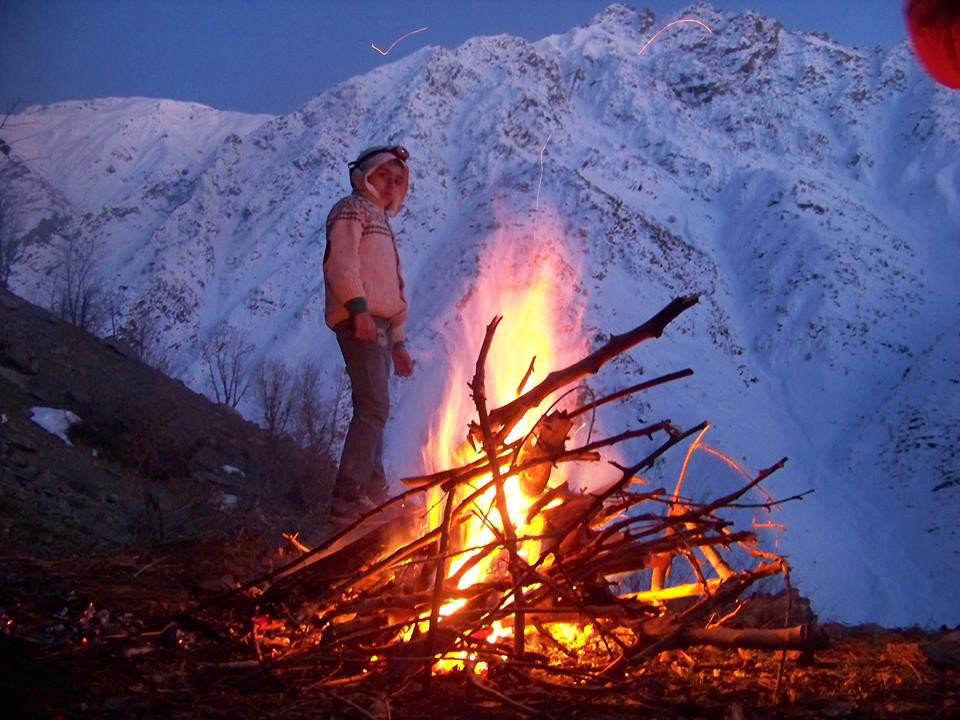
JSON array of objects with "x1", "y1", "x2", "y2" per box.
[
  {"x1": 0, "y1": 194, "x2": 20, "y2": 290},
  {"x1": 51, "y1": 231, "x2": 106, "y2": 333},
  {"x1": 101, "y1": 292, "x2": 173, "y2": 372},
  {"x1": 0, "y1": 97, "x2": 19, "y2": 158},
  {"x1": 254, "y1": 358, "x2": 294, "y2": 436},
  {"x1": 0, "y1": 99, "x2": 22, "y2": 286},
  {"x1": 1, "y1": 211, "x2": 70, "y2": 292},
  {"x1": 0, "y1": 96, "x2": 19, "y2": 132},
  {"x1": 1, "y1": 95, "x2": 28, "y2": 288},
  {"x1": 290, "y1": 360, "x2": 326, "y2": 449},
  {"x1": 202, "y1": 325, "x2": 255, "y2": 407},
  {"x1": 127, "y1": 309, "x2": 172, "y2": 373},
  {"x1": 248, "y1": 356, "x2": 349, "y2": 449},
  {"x1": 253, "y1": 361, "x2": 346, "y2": 505},
  {"x1": 321, "y1": 368, "x2": 351, "y2": 456},
  {"x1": 290, "y1": 361, "x2": 349, "y2": 455}
]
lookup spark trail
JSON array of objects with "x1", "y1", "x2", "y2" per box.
[
  {"x1": 638, "y1": 17, "x2": 714, "y2": 56},
  {"x1": 371, "y1": 26, "x2": 429, "y2": 56}
]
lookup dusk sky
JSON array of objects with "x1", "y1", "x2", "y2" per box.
[{"x1": 1, "y1": 1, "x2": 910, "y2": 116}]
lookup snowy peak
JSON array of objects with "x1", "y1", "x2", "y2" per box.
[
  {"x1": 584, "y1": 2, "x2": 656, "y2": 37},
  {"x1": 3, "y1": 97, "x2": 272, "y2": 211}
]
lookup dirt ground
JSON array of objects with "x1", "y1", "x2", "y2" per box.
[
  {"x1": 1, "y1": 292, "x2": 958, "y2": 718},
  {"x1": 1, "y1": 536, "x2": 958, "y2": 720}
]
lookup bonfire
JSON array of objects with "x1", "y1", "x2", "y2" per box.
[{"x1": 190, "y1": 240, "x2": 821, "y2": 711}]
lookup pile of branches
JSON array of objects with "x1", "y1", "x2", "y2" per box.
[{"x1": 189, "y1": 295, "x2": 823, "y2": 709}]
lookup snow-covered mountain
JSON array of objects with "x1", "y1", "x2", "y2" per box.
[{"x1": 2, "y1": 2, "x2": 958, "y2": 627}]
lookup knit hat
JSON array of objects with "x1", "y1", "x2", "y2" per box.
[{"x1": 349, "y1": 146, "x2": 410, "y2": 216}]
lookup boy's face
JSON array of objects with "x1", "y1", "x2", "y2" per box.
[{"x1": 367, "y1": 161, "x2": 406, "y2": 209}]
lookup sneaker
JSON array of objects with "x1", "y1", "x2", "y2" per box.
[
  {"x1": 365, "y1": 485, "x2": 390, "y2": 507},
  {"x1": 328, "y1": 497, "x2": 361, "y2": 525}
]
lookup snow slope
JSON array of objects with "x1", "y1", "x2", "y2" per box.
[{"x1": 1, "y1": 3, "x2": 958, "y2": 627}]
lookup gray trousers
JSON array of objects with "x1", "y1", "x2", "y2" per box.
[{"x1": 332, "y1": 318, "x2": 391, "y2": 503}]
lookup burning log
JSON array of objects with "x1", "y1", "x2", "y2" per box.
[
  {"x1": 183, "y1": 295, "x2": 819, "y2": 708},
  {"x1": 469, "y1": 315, "x2": 528, "y2": 659},
  {"x1": 261, "y1": 515, "x2": 424, "y2": 607},
  {"x1": 516, "y1": 411, "x2": 572, "y2": 497}
]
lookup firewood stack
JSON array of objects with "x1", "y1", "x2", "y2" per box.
[{"x1": 197, "y1": 296, "x2": 825, "y2": 699}]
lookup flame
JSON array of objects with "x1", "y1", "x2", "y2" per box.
[
  {"x1": 421, "y1": 206, "x2": 590, "y2": 661},
  {"x1": 543, "y1": 621, "x2": 594, "y2": 650},
  {"x1": 417, "y1": 206, "x2": 781, "y2": 673}
]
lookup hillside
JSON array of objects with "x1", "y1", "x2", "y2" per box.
[{"x1": 0, "y1": 288, "x2": 335, "y2": 553}]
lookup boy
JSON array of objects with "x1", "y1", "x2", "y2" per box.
[{"x1": 323, "y1": 145, "x2": 415, "y2": 524}]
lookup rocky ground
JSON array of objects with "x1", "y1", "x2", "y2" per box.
[
  {"x1": 2, "y1": 543, "x2": 958, "y2": 720},
  {"x1": 1, "y1": 289, "x2": 958, "y2": 718},
  {"x1": 0, "y1": 288, "x2": 336, "y2": 553}
]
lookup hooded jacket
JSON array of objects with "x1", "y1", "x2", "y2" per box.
[{"x1": 323, "y1": 149, "x2": 410, "y2": 342}]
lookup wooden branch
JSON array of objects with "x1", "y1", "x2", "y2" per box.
[
  {"x1": 182, "y1": 483, "x2": 430, "y2": 614},
  {"x1": 262, "y1": 518, "x2": 410, "y2": 605},
  {"x1": 318, "y1": 527, "x2": 440, "y2": 608},
  {"x1": 400, "y1": 444, "x2": 518, "y2": 489},
  {"x1": 454, "y1": 426, "x2": 723, "y2": 647},
  {"x1": 477, "y1": 295, "x2": 699, "y2": 443},
  {"x1": 691, "y1": 524, "x2": 735, "y2": 580},
  {"x1": 624, "y1": 579, "x2": 723, "y2": 604},
  {"x1": 468, "y1": 509, "x2": 632, "y2": 657},
  {"x1": 469, "y1": 315, "x2": 526, "y2": 658},
  {"x1": 601, "y1": 560, "x2": 787, "y2": 678},
  {"x1": 681, "y1": 543, "x2": 712, "y2": 597},
  {"x1": 538, "y1": 422, "x2": 708, "y2": 568},
  {"x1": 701, "y1": 458, "x2": 788, "y2": 513},
  {"x1": 566, "y1": 368, "x2": 695, "y2": 420},
  {"x1": 437, "y1": 423, "x2": 706, "y2": 645},
  {"x1": 439, "y1": 423, "x2": 678, "y2": 587},
  {"x1": 466, "y1": 658, "x2": 538, "y2": 715},
  {"x1": 569, "y1": 531, "x2": 754, "y2": 580},
  {"x1": 423, "y1": 490, "x2": 455, "y2": 686},
  {"x1": 680, "y1": 624, "x2": 828, "y2": 652},
  {"x1": 590, "y1": 499, "x2": 725, "y2": 550},
  {"x1": 442, "y1": 422, "x2": 669, "y2": 493},
  {"x1": 677, "y1": 560, "x2": 786, "y2": 626},
  {"x1": 516, "y1": 355, "x2": 537, "y2": 396}
]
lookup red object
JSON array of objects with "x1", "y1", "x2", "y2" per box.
[{"x1": 906, "y1": 0, "x2": 960, "y2": 88}]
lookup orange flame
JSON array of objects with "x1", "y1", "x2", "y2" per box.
[
  {"x1": 422, "y1": 206, "x2": 588, "y2": 662},
  {"x1": 418, "y1": 205, "x2": 783, "y2": 672}
]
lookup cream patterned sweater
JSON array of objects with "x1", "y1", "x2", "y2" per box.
[{"x1": 323, "y1": 192, "x2": 408, "y2": 342}]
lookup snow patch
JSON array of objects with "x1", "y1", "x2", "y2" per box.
[
  {"x1": 218, "y1": 493, "x2": 240, "y2": 512},
  {"x1": 30, "y1": 407, "x2": 81, "y2": 446}
]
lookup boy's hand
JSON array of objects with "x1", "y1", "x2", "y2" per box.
[
  {"x1": 392, "y1": 345, "x2": 415, "y2": 377},
  {"x1": 353, "y1": 312, "x2": 377, "y2": 342}
]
